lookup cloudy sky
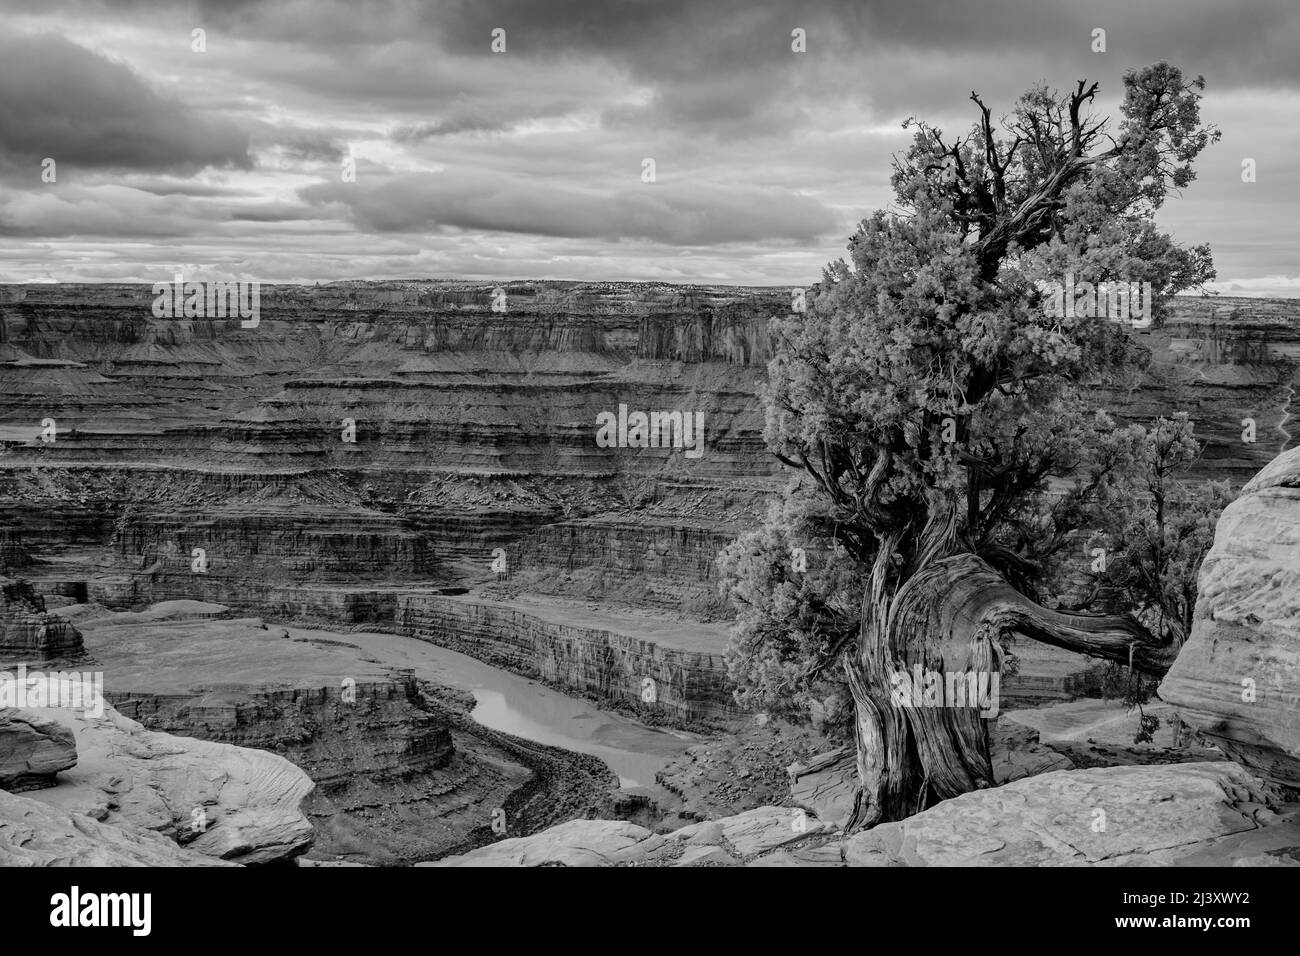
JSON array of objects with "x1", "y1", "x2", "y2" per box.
[{"x1": 0, "y1": 0, "x2": 1296, "y2": 294}]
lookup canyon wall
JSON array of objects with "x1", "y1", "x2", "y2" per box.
[
  {"x1": 3, "y1": 281, "x2": 1298, "y2": 726},
  {"x1": 397, "y1": 593, "x2": 736, "y2": 728}
]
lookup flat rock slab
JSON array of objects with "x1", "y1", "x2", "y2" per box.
[
  {"x1": 843, "y1": 762, "x2": 1282, "y2": 866},
  {"x1": 56, "y1": 600, "x2": 229, "y2": 626},
  {"x1": 422, "y1": 820, "x2": 657, "y2": 867},
  {"x1": 74, "y1": 614, "x2": 394, "y2": 693},
  {"x1": 710, "y1": 805, "x2": 835, "y2": 857},
  {"x1": 22, "y1": 705, "x2": 314, "y2": 865},
  {"x1": 1160, "y1": 445, "x2": 1300, "y2": 787},
  {"x1": 0, "y1": 789, "x2": 233, "y2": 866},
  {"x1": 674, "y1": 845, "x2": 739, "y2": 866},
  {"x1": 1174, "y1": 807, "x2": 1300, "y2": 866},
  {"x1": 0, "y1": 709, "x2": 76, "y2": 791}
]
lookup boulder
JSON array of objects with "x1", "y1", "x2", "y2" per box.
[
  {"x1": 1160, "y1": 445, "x2": 1300, "y2": 787},
  {"x1": 23, "y1": 705, "x2": 314, "y2": 865},
  {"x1": 843, "y1": 762, "x2": 1285, "y2": 866},
  {"x1": 0, "y1": 788, "x2": 233, "y2": 866},
  {"x1": 0, "y1": 709, "x2": 76, "y2": 791}
]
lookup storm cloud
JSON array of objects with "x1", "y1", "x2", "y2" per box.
[
  {"x1": 0, "y1": 0, "x2": 1296, "y2": 292},
  {"x1": 301, "y1": 170, "x2": 836, "y2": 244},
  {"x1": 0, "y1": 32, "x2": 250, "y2": 176}
]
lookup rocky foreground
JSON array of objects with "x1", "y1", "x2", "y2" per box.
[
  {"x1": 0, "y1": 699, "x2": 312, "y2": 866},
  {"x1": 425, "y1": 760, "x2": 1300, "y2": 868}
]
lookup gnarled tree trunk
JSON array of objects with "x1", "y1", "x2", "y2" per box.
[{"x1": 844, "y1": 551, "x2": 1176, "y2": 832}]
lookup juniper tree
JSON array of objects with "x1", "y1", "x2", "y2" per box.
[{"x1": 719, "y1": 63, "x2": 1221, "y2": 827}]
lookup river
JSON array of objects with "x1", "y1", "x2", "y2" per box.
[{"x1": 288, "y1": 627, "x2": 697, "y2": 790}]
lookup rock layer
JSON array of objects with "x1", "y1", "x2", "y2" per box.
[{"x1": 397, "y1": 593, "x2": 736, "y2": 727}]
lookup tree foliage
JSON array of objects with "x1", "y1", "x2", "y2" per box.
[{"x1": 719, "y1": 64, "x2": 1226, "y2": 766}]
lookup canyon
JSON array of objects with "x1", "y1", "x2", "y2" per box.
[{"x1": 3, "y1": 281, "x2": 1299, "y2": 862}]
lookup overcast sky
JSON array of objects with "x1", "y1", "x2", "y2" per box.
[{"x1": 0, "y1": 0, "x2": 1296, "y2": 294}]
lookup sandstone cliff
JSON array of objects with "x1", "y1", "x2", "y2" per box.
[
  {"x1": 1160, "y1": 444, "x2": 1300, "y2": 787},
  {"x1": 397, "y1": 592, "x2": 736, "y2": 728}
]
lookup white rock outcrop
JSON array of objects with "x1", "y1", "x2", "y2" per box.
[
  {"x1": 0, "y1": 789, "x2": 234, "y2": 866},
  {"x1": 842, "y1": 762, "x2": 1286, "y2": 866},
  {"x1": 20, "y1": 705, "x2": 314, "y2": 865},
  {"x1": 1160, "y1": 445, "x2": 1300, "y2": 787}
]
